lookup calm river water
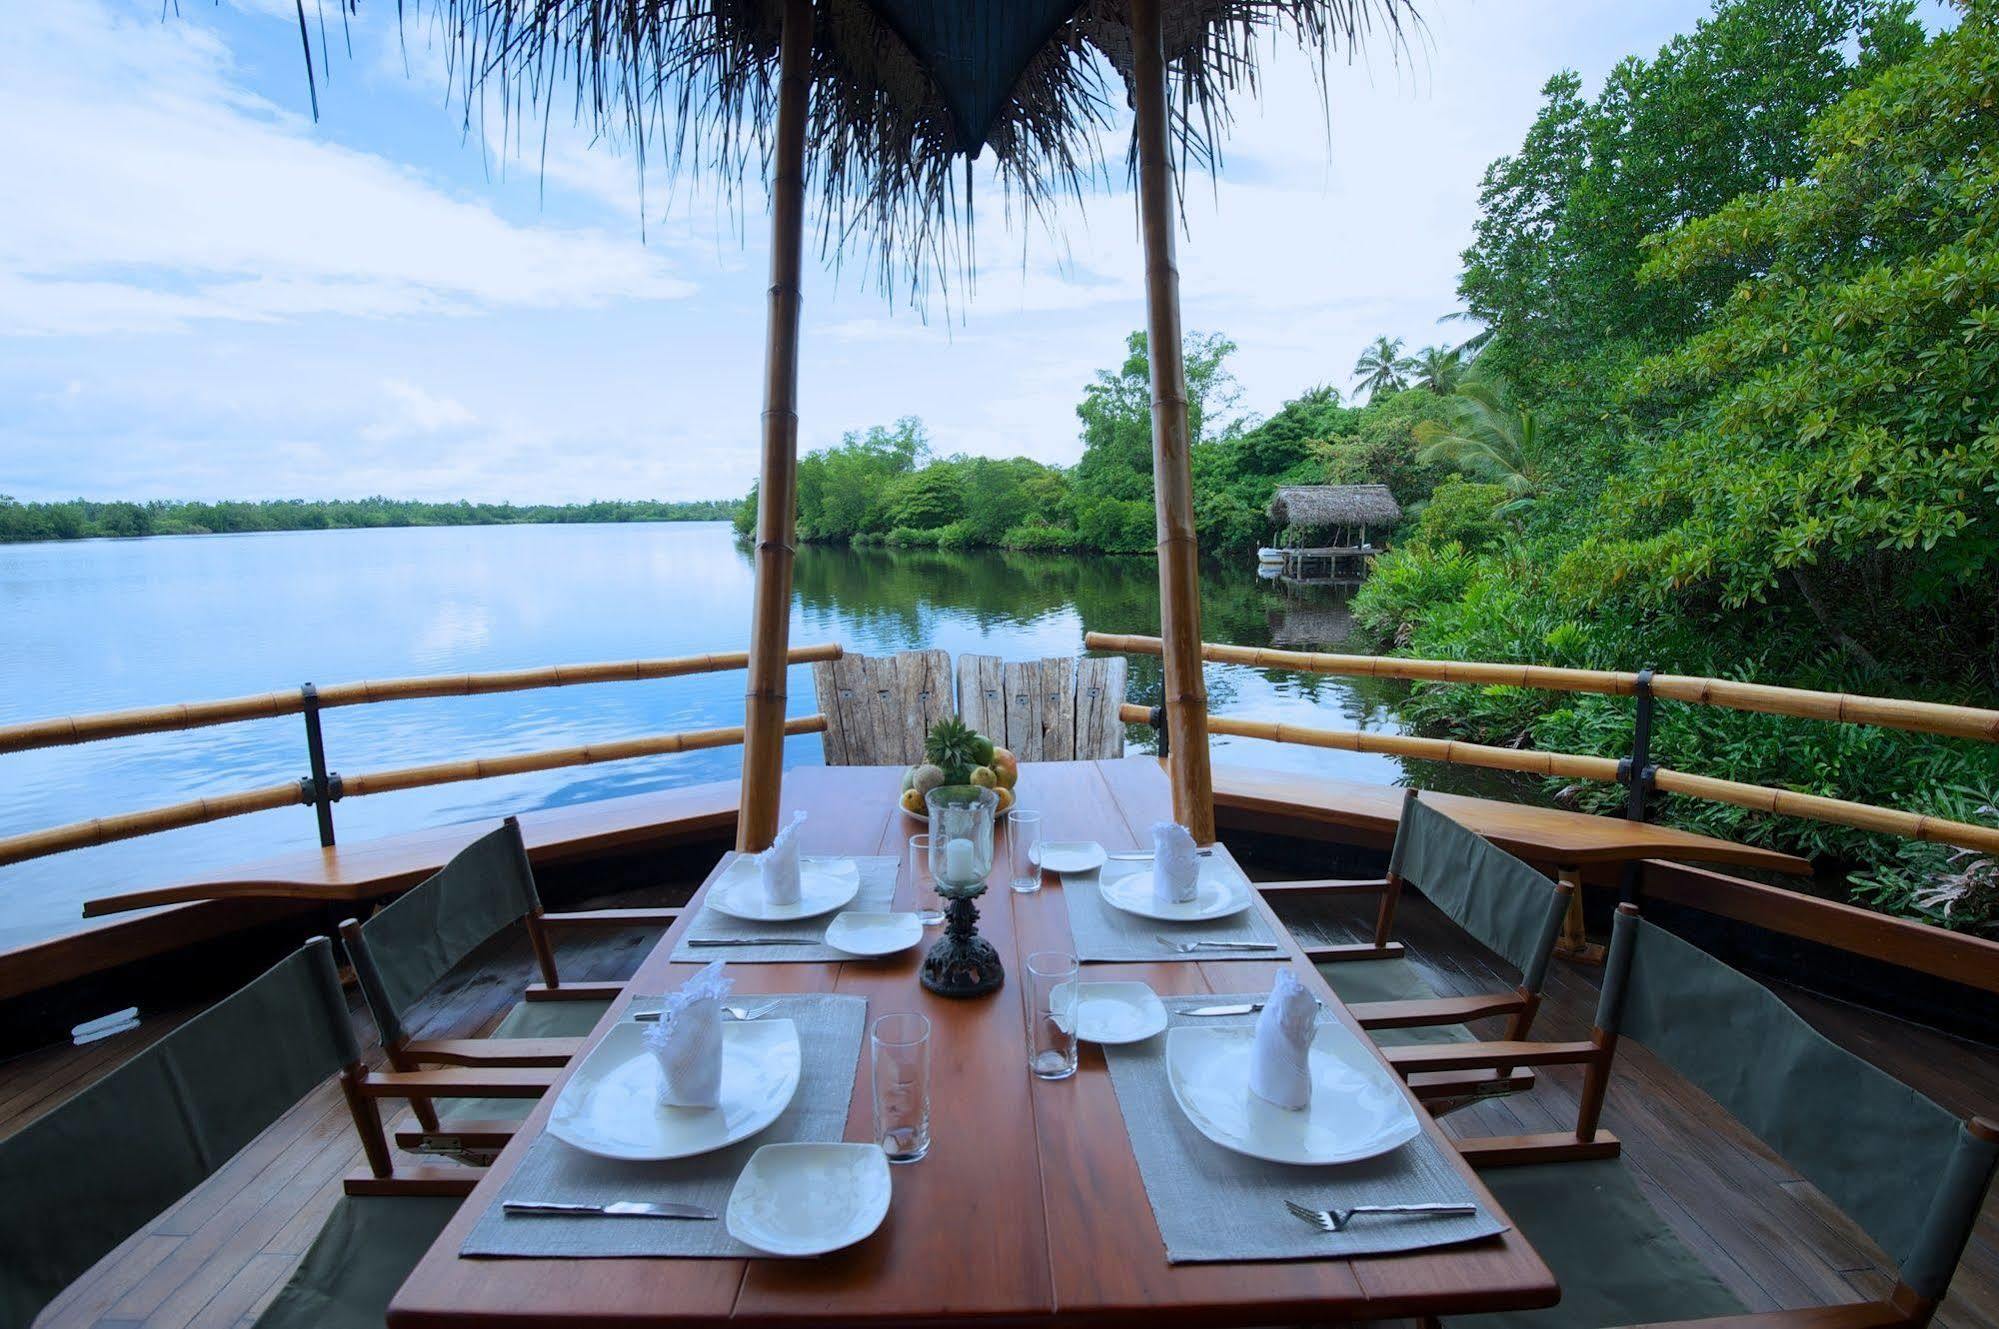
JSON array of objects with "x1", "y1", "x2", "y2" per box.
[{"x1": 0, "y1": 522, "x2": 1450, "y2": 946}]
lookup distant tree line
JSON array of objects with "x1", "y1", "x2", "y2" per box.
[{"x1": 0, "y1": 495, "x2": 738, "y2": 544}]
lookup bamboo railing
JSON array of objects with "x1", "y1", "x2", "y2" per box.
[
  {"x1": 0, "y1": 644, "x2": 843, "y2": 756},
  {"x1": 0, "y1": 645, "x2": 842, "y2": 869},
  {"x1": 1085, "y1": 634, "x2": 1999, "y2": 743},
  {"x1": 1094, "y1": 633, "x2": 1999, "y2": 857}
]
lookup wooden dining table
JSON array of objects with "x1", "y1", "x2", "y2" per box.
[{"x1": 388, "y1": 756, "x2": 1558, "y2": 1326}]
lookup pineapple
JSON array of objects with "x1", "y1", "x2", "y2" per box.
[{"x1": 924, "y1": 716, "x2": 984, "y2": 786}]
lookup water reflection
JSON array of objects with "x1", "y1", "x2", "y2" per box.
[{"x1": 0, "y1": 523, "x2": 1435, "y2": 946}]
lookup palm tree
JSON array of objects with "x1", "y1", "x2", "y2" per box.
[
  {"x1": 1411, "y1": 345, "x2": 1462, "y2": 395},
  {"x1": 1352, "y1": 335, "x2": 1414, "y2": 399},
  {"x1": 1412, "y1": 377, "x2": 1540, "y2": 505}
]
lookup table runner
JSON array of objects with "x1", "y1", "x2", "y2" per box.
[
  {"x1": 461, "y1": 992, "x2": 867, "y2": 1258},
  {"x1": 1100, "y1": 995, "x2": 1506, "y2": 1263},
  {"x1": 669, "y1": 856, "x2": 898, "y2": 962},
  {"x1": 1060, "y1": 858, "x2": 1282, "y2": 963}
]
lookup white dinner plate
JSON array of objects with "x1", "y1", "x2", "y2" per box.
[
  {"x1": 1164, "y1": 1023, "x2": 1420, "y2": 1166},
  {"x1": 708, "y1": 856, "x2": 861, "y2": 922},
  {"x1": 548, "y1": 1019, "x2": 801, "y2": 1161},
  {"x1": 1099, "y1": 860, "x2": 1253, "y2": 922},
  {"x1": 726, "y1": 1142, "x2": 892, "y2": 1257},
  {"x1": 1052, "y1": 981, "x2": 1168, "y2": 1044},
  {"x1": 824, "y1": 911, "x2": 923, "y2": 957},
  {"x1": 1033, "y1": 840, "x2": 1107, "y2": 874}
]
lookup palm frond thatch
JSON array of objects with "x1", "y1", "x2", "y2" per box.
[
  {"x1": 296, "y1": 1, "x2": 1420, "y2": 304},
  {"x1": 1268, "y1": 483, "x2": 1402, "y2": 528}
]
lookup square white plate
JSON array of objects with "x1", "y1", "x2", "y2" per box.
[
  {"x1": 1099, "y1": 858, "x2": 1253, "y2": 922},
  {"x1": 824, "y1": 911, "x2": 923, "y2": 956},
  {"x1": 548, "y1": 1019, "x2": 800, "y2": 1160},
  {"x1": 1052, "y1": 981, "x2": 1168, "y2": 1044},
  {"x1": 726, "y1": 1142, "x2": 892, "y2": 1257},
  {"x1": 1033, "y1": 840, "x2": 1107, "y2": 874},
  {"x1": 1164, "y1": 1022, "x2": 1419, "y2": 1165},
  {"x1": 708, "y1": 856, "x2": 861, "y2": 922}
]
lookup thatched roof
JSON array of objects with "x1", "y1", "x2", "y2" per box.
[
  {"x1": 1268, "y1": 484, "x2": 1402, "y2": 528},
  {"x1": 293, "y1": 2, "x2": 1418, "y2": 303}
]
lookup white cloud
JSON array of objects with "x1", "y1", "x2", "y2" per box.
[
  {"x1": 361, "y1": 379, "x2": 477, "y2": 440},
  {"x1": 0, "y1": 2, "x2": 694, "y2": 337}
]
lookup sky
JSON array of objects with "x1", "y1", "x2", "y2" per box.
[{"x1": 0, "y1": 0, "x2": 1829, "y2": 504}]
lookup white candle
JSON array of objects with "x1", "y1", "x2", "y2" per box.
[{"x1": 943, "y1": 836, "x2": 976, "y2": 883}]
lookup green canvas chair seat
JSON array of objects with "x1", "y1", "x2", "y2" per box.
[
  {"x1": 253, "y1": 1195, "x2": 461, "y2": 1329},
  {"x1": 0, "y1": 939, "x2": 363, "y2": 1329},
  {"x1": 1316, "y1": 957, "x2": 1472, "y2": 1047},
  {"x1": 436, "y1": 997, "x2": 612, "y2": 1123},
  {"x1": 1450, "y1": 1160, "x2": 1745, "y2": 1328}
]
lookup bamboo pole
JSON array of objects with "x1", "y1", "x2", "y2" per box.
[
  {"x1": 0, "y1": 644, "x2": 844, "y2": 755},
  {"x1": 1128, "y1": 0, "x2": 1215, "y2": 843},
  {"x1": 1120, "y1": 701, "x2": 1999, "y2": 857},
  {"x1": 1120, "y1": 704, "x2": 1622, "y2": 784},
  {"x1": 0, "y1": 717, "x2": 828, "y2": 870},
  {"x1": 1090, "y1": 632, "x2": 1640, "y2": 696},
  {"x1": 311, "y1": 644, "x2": 842, "y2": 709},
  {"x1": 341, "y1": 716, "x2": 826, "y2": 799},
  {"x1": 1650, "y1": 767, "x2": 1999, "y2": 856},
  {"x1": 737, "y1": 0, "x2": 813, "y2": 854},
  {"x1": 1087, "y1": 632, "x2": 1999, "y2": 742},
  {"x1": 1647, "y1": 674, "x2": 1999, "y2": 743},
  {"x1": 0, "y1": 783, "x2": 305, "y2": 869}
]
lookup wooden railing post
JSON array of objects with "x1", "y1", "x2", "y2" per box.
[
  {"x1": 1129, "y1": 0, "x2": 1215, "y2": 843},
  {"x1": 737, "y1": 0, "x2": 813, "y2": 853}
]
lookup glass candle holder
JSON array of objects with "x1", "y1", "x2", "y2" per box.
[{"x1": 926, "y1": 786, "x2": 997, "y2": 897}]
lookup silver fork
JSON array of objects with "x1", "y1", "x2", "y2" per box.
[
  {"x1": 1284, "y1": 1199, "x2": 1477, "y2": 1233},
  {"x1": 1153, "y1": 934, "x2": 1280, "y2": 953},
  {"x1": 632, "y1": 1002, "x2": 778, "y2": 1022}
]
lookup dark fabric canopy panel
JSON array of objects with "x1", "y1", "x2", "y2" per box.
[{"x1": 869, "y1": 0, "x2": 1084, "y2": 153}]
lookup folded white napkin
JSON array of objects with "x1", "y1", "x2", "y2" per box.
[
  {"x1": 1153, "y1": 821, "x2": 1200, "y2": 905},
  {"x1": 643, "y1": 960, "x2": 732, "y2": 1108},
  {"x1": 1249, "y1": 969, "x2": 1318, "y2": 1111},
  {"x1": 759, "y1": 811, "x2": 806, "y2": 907}
]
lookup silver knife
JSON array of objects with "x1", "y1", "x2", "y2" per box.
[
  {"x1": 505, "y1": 1200, "x2": 717, "y2": 1221},
  {"x1": 686, "y1": 937, "x2": 819, "y2": 947},
  {"x1": 1185, "y1": 1002, "x2": 1265, "y2": 1016},
  {"x1": 1107, "y1": 848, "x2": 1217, "y2": 860}
]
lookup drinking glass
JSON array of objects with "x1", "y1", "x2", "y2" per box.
[
  {"x1": 908, "y1": 833, "x2": 944, "y2": 926},
  {"x1": 1026, "y1": 950, "x2": 1079, "y2": 1081},
  {"x1": 1008, "y1": 809, "x2": 1044, "y2": 894},
  {"x1": 871, "y1": 1012, "x2": 932, "y2": 1163}
]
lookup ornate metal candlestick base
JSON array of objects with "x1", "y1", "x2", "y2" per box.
[{"x1": 920, "y1": 895, "x2": 1004, "y2": 997}]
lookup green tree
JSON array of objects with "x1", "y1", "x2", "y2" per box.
[
  {"x1": 1410, "y1": 345, "x2": 1463, "y2": 395},
  {"x1": 1574, "y1": 3, "x2": 1999, "y2": 677},
  {"x1": 1351, "y1": 335, "x2": 1414, "y2": 399},
  {"x1": 1460, "y1": 0, "x2": 1924, "y2": 403},
  {"x1": 1073, "y1": 331, "x2": 1244, "y2": 509},
  {"x1": 1411, "y1": 378, "x2": 1541, "y2": 503}
]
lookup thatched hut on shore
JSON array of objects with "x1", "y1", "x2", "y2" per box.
[{"x1": 1267, "y1": 484, "x2": 1402, "y2": 548}]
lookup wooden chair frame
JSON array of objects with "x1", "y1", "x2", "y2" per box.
[
  {"x1": 1259, "y1": 790, "x2": 1575, "y2": 1106},
  {"x1": 337, "y1": 817, "x2": 678, "y2": 1160},
  {"x1": 1424, "y1": 902, "x2": 1998, "y2": 1329}
]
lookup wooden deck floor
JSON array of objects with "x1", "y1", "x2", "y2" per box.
[{"x1": 6, "y1": 840, "x2": 1996, "y2": 1327}]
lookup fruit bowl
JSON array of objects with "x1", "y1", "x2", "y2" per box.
[{"x1": 900, "y1": 718, "x2": 1018, "y2": 820}]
